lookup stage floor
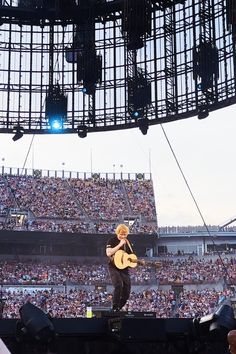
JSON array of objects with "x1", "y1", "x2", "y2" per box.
[{"x1": 0, "y1": 316, "x2": 230, "y2": 354}]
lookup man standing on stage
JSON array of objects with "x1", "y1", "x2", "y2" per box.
[{"x1": 106, "y1": 224, "x2": 132, "y2": 312}]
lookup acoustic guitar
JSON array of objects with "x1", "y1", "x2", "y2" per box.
[{"x1": 113, "y1": 250, "x2": 161, "y2": 270}]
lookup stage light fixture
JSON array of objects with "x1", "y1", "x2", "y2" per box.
[
  {"x1": 77, "y1": 51, "x2": 102, "y2": 95},
  {"x1": 128, "y1": 69, "x2": 151, "y2": 119},
  {"x1": 77, "y1": 125, "x2": 88, "y2": 138},
  {"x1": 193, "y1": 41, "x2": 219, "y2": 92},
  {"x1": 194, "y1": 303, "x2": 235, "y2": 339},
  {"x1": 122, "y1": 0, "x2": 152, "y2": 50},
  {"x1": 130, "y1": 109, "x2": 144, "y2": 119},
  {"x1": 12, "y1": 125, "x2": 25, "y2": 142},
  {"x1": 133, "y1": 111, "x2": 140, "y2": 118},
  {"x1": 212, "y1": 303, "x2": 236, "y2": 333},
  {"x1": 137, "y1": 117, "x2": 149, "y2": 135},
  {"x1": 198, "y1": 106, "x2": 209, "y2": 119},
  {"x1": 45, "y1": 84, "x2": 67, "y2": 131},
  {"x1": 48, "y1": 116, "x2": 64, "y2": 131},
  {"x1": 18, "y1": 302, "x2": 55, "y2": 343}
]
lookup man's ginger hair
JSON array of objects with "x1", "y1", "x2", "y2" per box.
[{"x1": 115, "y1": 224, "x2": 129, "y2": 236}]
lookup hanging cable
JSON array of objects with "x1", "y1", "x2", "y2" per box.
[
  {"x1": 20, "y1": 135, "x2": 35, "y2": 176},
  {"x1": 160, "y1": 123, "x2": 233, "y2": 288}
]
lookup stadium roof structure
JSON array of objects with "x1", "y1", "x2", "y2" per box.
[{"x1": 0, "y1": 0, "x2": 235, "y2": 135}]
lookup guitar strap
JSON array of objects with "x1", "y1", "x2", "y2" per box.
[{"x1": 125, "y1": 239, "x2": 134, "y2": 254}]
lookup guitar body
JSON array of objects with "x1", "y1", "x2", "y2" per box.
[{"x1": 113, "y1": 250, "x2": 138, "y2": 269}]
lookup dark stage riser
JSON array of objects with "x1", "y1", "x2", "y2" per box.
[{"x1": 0, "y1": 317, "x2": 230, "y2": 354}]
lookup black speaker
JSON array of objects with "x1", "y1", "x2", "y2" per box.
[{"x1": 19, "y1": 302, "x2": 55, "y2": 343}]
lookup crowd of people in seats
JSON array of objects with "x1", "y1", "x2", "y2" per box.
[
  {"x1": 0, "y1": 256, "x2": 236, "y2": 286},
  {"x1": 0, "y1": 172, "x2": 235, "y2": 320},
  {"x1": 1, "y1": 287, "x2": 233, "y2": 319},
  {"x1": 123, "y1": 180, "x2": 156, "y2": 221},
  {"x1": 0, "y1": 260, "x2": 110, "y2": 285},
  {"x1": 158, "y1": 225, "x2": 236, "y2": 234},
  {"x1": 4, "y1": 176, "x2": 83, "y2": 219},
  {"x1": 68, "y1": 179, "x2": 128, "y2": 220},
  {"x1": 0, "y1": 179, "x2": 15, "y2": 215},
  {"x1": 0, "y1": 174, "x2": 157, "y2": 234}
]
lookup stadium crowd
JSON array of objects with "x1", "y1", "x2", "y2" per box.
[
  {"x1": 1, "y1": 286, "x2": 233, "y2": 320},
  {"x1": 0, "y1": 174, "x2": 157, "y2": 234},
  {"x1": 0, "y1": 170, "x2": 235, "y2": 321},
  {"x1": 1, "y1": 257, "x2": 236, "y2": 286},
  {"x1": 0, "y1": 256, "x2": 235, "y2": 319}
]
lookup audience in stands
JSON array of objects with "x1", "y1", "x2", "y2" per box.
[
  {"x1": 0, "y1": 256, "x2": 235, "y2": 286},
  {"x1": 0, "y1": 174, "x2": 157, "y2": 234},
  {"x1": 0, "y1": 172, "x2": 235, "y2": 321},
  {"x1": 1, "y1": 287, "x2": 233, "y2": 319}
]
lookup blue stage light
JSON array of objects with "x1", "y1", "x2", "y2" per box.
[
  {"x1": 197, "y1": 83, "x2": 202, "y2": 90},
  {"x1": 49, "y1": 116, "x2": 63, "y2": 131},
  {"x1": 133, "y1": 111, "x2": 139, "y2": 117},
  {"x1": 45, "y1": 84, "x2": 67, "y2": 132}
]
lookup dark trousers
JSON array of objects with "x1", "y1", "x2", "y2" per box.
[{"x1": 109, "y1": 265, "x2": 131, "y2": 310}]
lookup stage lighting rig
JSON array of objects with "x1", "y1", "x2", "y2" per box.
[
  {"x1": 65, "y1": 0, "x2": 103, "y2": 95},
  {"x1": 0, "y1": 0, "x2": 234, "y2": 135},
  {"x1": 128, "y1": 68, "x2": 151, "y2": 119},
  {"x1": 45, "y1": 84, "x2": 67, "y2": 131},
  {"x1": 187, "y1": 303, "x2": 236, "y2": 354},
  {"x1": 12, "y1": 125, "x2": 25, "y2": 141},
  {"x1": 193, "y1": 303, "x2": 236, "y2": 339},
  {"x1": 77, "y1": 125, "x2": 88, "y2": 138},
  {"x1": 137, "y1": 117, "x2": 149, "y2": 135},
  {"x1": 122, "y1": 0, "x2": 152, "y2": 50},
  {"x1": 77, "y1": 49, "x2": 102, "y2": 95},
  {"x1": 198, "y1": 105, "x2": 209, "y2": 120},
  {"x1": 193, "y1": 41, "x2": 219, "y2": 93},
  {"x1": 65, "y1": 26, "x2": 94, "y2": 64}
]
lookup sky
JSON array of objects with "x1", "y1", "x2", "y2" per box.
[{"x1": 0, "y1": 104, "x2": 236, "y2": 228}]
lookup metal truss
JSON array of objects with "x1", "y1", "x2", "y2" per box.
[
  {"x1": 163, "y1": 5, "x2": 177, "y2": 116},
  {"x1": 0, "y1": 0, "x2": 233, "y2": 135}
]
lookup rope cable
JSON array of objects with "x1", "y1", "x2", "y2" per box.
[{"x1": 160, "y1": 123, "x2": 233, "y2": 288}]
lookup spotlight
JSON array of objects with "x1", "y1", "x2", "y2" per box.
[
  {"x1": 12, "y1": 125, "x2": 24, "y2": 141},
  {"x1": 128, "y1": 68, "x2": 151, "y2": 119},
  {"x1": 77, "y1": 51, "x2": 102, "y2": 95},
  {"x1": 131, "y1": 110, "x2": 142, "y2": 118},
  {"x1": 212, "y1": 303, "x2": 236, "y2": 333},
  {"x1": 193, "y1": 41, "x2": 219, "y2": 91},
  {"x1": 77, "y1": 125, "x2": 88, "y2": 138},
  {"x1": 194, "y1": 303, "x2": 236, "y2": 339},
  {"x1": 198, "y1": 106, "x2": 209, "y2": 119},
  {"x1": 137, "y1": 118, "x2": 149, "y2": 135},
  {"x1": 45, "y1": 84, "x2": 67, "y2": 131},
  {"x1": 197, "y1": 83, "x2": 202, "y2": 90},
  {"x1": 18, "y1": 302, "x2": 55, "y2": 344},
  {"x1": 48, "y1": 116, "x2": 64, "y2": 131}
]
